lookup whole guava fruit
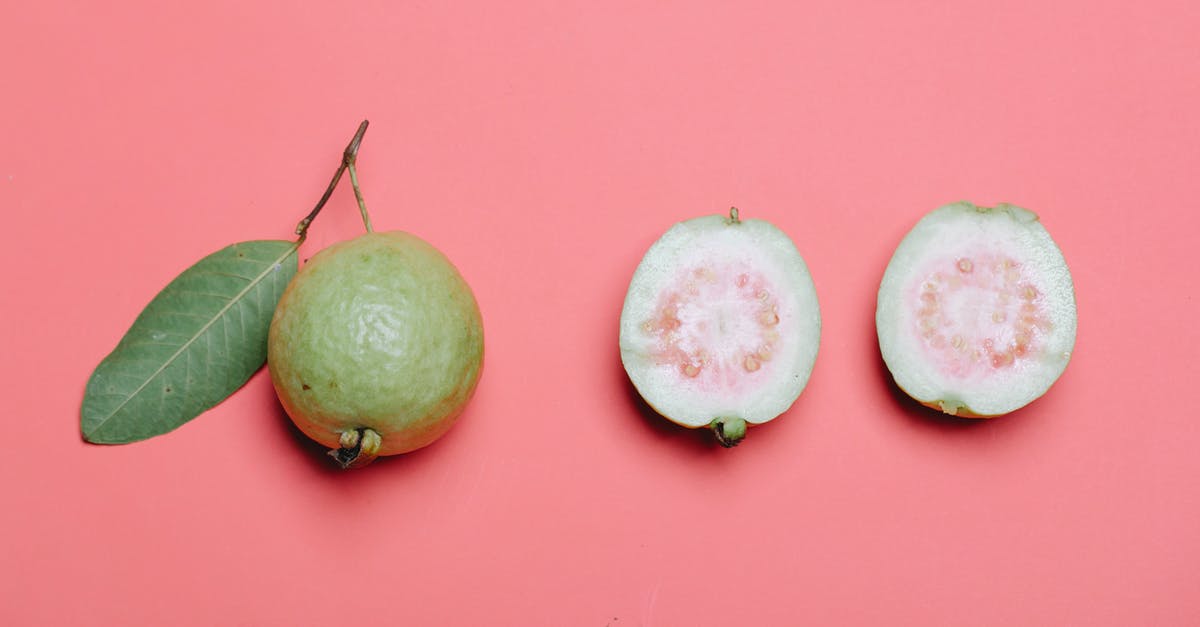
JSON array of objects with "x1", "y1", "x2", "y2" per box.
[{"x1": 268, "y1": 231, "x2": 484, "y2": 467}]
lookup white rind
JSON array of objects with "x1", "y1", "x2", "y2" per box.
[
  {"x1": 876, "y1": 202, "x2": 1077, "y2": 416},
  {"x1": 619, "y1": 214, "x2": 821, "y2": 427}
]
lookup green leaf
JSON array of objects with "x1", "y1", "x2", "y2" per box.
[{"x1": 81, "y1": 240, "x2": 299, "y2": 444}]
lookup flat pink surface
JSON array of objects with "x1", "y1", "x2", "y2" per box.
[{"x1": 2, "y1": 2, "x2": 1198, "y2": 625}]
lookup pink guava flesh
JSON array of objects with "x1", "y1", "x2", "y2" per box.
[
  {"x1": 909, "y1": 251, "x2": 1051, "y2": 379},
  {"x1": 643, "y1": 265, "x2": 782, "y2": 393}
]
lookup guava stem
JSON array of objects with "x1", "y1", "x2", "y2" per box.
[
  {"x1": 710, "y1": 417, "x2": 747, "y2": 448},
  {"x1": 329, "y1": 427, "x2": 382, "y2": 469},
  {"x1": 347, "y1": 162, "x2": 373, "y2": 233},
  {"x1": 294, "y1": 120, "x2": 371, "y2": 239},
  {"x1": 728, "y1": 206, "x2": 740, "y2": 224}
]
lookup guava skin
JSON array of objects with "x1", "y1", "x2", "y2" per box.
[{"x1": 268, "y1": 231, "x2": 484, "y2": 458}]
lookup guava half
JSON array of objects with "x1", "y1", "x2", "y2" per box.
[
  {"x1": 876, "y1": 202, "x2": 1077, "y2": 417},
  {"x1": 268, "y1": 231, "x2": 484, "y2": 467},
  {"x1": 619, "y1": 208, "x2": 821, "y2": 446}
]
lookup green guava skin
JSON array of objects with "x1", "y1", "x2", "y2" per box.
[{"x1": 268, "y1": 231, "x2": 484, "y2": 457}]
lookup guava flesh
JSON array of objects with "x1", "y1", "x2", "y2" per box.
[
  {"x1": 620, "y1": 211, "x2": 820, "y2": 440},
  {"x1": 643, "y1": 265, "x2": 784, "y2": 387},
  {"x1": 876, "y1": 202, "x2": 1076, "y2": 417},
  {"x1": 268, "y1": 231, "x2": 484, "y2": 458}
]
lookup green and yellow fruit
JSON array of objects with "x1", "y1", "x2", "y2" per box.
[{"x1": 268, "y1": 231, "x2": 483, "y2": 467}]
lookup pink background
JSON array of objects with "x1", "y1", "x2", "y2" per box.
[{"x1": 3, "y1": 1, "x2": 1198, "y2": 625}]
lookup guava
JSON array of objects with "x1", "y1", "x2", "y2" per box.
[
  {"x1": 619, "y1": 208, "x2": 821, "y2": 446},
  {"x1": 875, "y1": 201, "x2": 1077, "y2": 417},
  {"x1": 268, "y1": 231, "x2": 484, "y2": 467}
]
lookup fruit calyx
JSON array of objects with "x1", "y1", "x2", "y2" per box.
[
  {"x1": 329, "y1": 427, "x2": 382, "y2": 469},
  {"x1": 709, "y1": 416, "x2": 748, "y2": 447},
  {"x1": 726, "y1": 206, "x2": 741, "y2": 225}
]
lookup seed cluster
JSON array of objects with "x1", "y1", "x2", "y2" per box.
[
  {"x1": 643, "y1": 266, "x2": 780, "y2": 386},
  {"x1": 914, "y1": 254, "x2": 1051, "y2": 377}
]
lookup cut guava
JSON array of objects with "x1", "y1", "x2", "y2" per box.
[
  {"x1": 619, "y1": 208, "x2": 821, "y2": 446},
  {"x1": 876, "y1": 201, "x2": 1077, "y2": 417}
]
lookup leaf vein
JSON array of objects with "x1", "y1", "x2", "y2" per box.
[{"x1": 83, "y1": 242, "x2": 299, "y2": 438}]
